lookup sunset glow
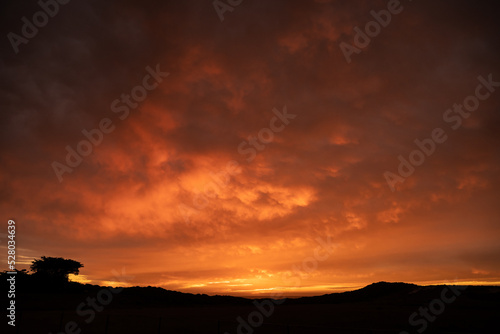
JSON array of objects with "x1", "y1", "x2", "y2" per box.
[{"x1": 1, "y1": 0, "x2": 500, "y2": 298}]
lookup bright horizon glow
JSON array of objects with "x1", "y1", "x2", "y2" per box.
[{"x1": 67, "y1": 273, "x2": 500, "y2": 298}]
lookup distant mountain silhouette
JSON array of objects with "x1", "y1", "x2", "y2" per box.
[
  {"x1": 5, "y1": 258, "x2": 493, "y2": 311},
  {"x1": 287, "y1": 281, "x2": 416, "y2": 303},
  {"x1": 4, "y1": 275, "x2": 499, "y2": 333},
  {"x1": 4, "y1": 274, "x2": 497, "y2": 309}
]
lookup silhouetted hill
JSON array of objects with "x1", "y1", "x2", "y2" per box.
[
  {"x1": 117, "y1": 286, "x2": 250, "y2": 307},
  {"x1": 5, "y1": 277, "x2": 499, "y2": 333},
  {"x1": 288, "y1": 281, "x2": 420, "y2": 304},
  {"x1": 7, "y1": 277, "x2": 499, "y2": 310}
]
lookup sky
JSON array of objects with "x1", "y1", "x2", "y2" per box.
[{"x1": 1, "y1": 0, "x2": 500, "y2": 297}]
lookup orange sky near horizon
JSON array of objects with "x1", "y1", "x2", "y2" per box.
[{"x1": 1, "y1": 0, "x2": 500, "y2": 297}]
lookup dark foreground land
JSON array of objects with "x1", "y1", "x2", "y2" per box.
[{"x1": 3, "y1": 281, "x2": 499, "y2": 333}]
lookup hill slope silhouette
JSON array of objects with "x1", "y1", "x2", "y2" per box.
[{"x1": 2, "y1": 269, "x2": 498, "y2": 333}]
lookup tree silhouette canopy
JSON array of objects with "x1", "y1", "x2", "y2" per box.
[{"x1": 30, "y1": 256, "x2": 83, "y2": 282}]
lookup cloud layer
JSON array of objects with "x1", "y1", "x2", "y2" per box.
[{"x1": 1, "y1": 0, "x2": 499, "y2": 296}]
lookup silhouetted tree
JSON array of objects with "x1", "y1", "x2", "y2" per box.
[{"x1": 30, "y1": 256, "x2": 83, "y2": 284}]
